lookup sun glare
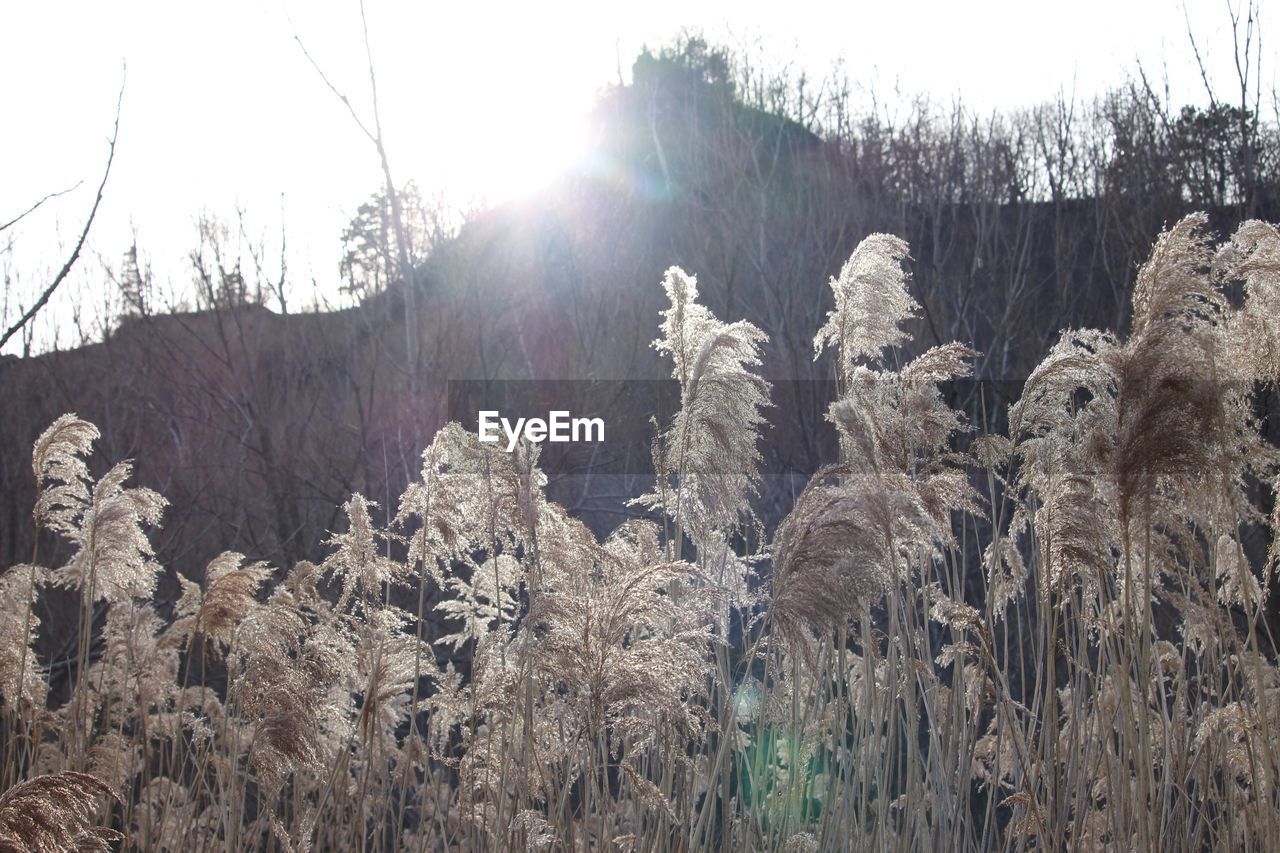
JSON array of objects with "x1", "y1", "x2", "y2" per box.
[
  {"x1": 450, "y1": 108, "x2": 591, "y2": 205},
  {"x1": 387, "y1": 7, "x2": 600, "y2": 209}
]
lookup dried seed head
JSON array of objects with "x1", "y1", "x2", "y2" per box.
[{"x1": 0, "y1": 772, "x2": 121, "y2": 852}]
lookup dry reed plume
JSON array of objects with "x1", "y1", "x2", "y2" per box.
[{"x1": 0, "y1": 216, "x2": 1278, "y2": 850}]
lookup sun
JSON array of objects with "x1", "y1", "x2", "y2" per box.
[
  {"x1": 466, "y1": 107, "x2": 591, "y2": 205},
  {"x1": 500, "y1": 111, "x2": 591, "y2": 202},
  {"x1": 388, "y1": 18, "x2": 598, "y2": 209},
  {"x1": 401, "y1": 90, "x2": 592, "y2": 209}
]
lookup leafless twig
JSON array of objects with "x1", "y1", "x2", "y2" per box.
[
  {"x1": 0, "y1": 72, "x2": 125, "y2": 352},
  {"x1": 0, "y1": 182, "x2": 83, "y2": 235}
]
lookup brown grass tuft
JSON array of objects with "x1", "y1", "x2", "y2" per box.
[{"x1": 0, "y1": 772, "x2": 120, "y2": 852}]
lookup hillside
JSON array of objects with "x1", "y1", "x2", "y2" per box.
[{"x1": 3, "y1": 46, "x2": 1278, "y2": 579}]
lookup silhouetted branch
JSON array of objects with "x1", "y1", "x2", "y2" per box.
[
  {"x1": 0, "y1": 182, "x2": 83, "y2": 235},
  {"x1": 289, "y1": 21, "x2": 376, "y2": 144},
  {"x1": 1183, "y1": 1, "x2": 1219, "y2": 105},
  {"x1": 0, "y1": 74, "x2": 125, "y2": 352},
  {"x1": 291, "y1": 2, "x2": 419, "y2": 383}
]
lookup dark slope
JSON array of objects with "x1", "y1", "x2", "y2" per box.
[{"x1": 3, "y1": 58, "x2": 1277, "y2": 581}]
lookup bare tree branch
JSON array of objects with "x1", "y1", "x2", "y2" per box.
[
  {"x1": 357, "y1": 0, "x2": 417, "y2": 311},
  {"x1": 291, "y1": 2, "x2": 419, "y2": 383},
  {"x1": 0, "y1": 182, "x2": 83, "y2": 235},
  {"x1": 0, "y1": 73, "x2": 125, "y2": 353},
  {"x1": 288, "y1": 16, "x2": 377, "y2": 144},
  {"x1": 1133, "y1": 60, "x2": 1174, "y2": 135},
  {"x1": 1183, "y1": 1, "x2": 1219, "y2": 105}
]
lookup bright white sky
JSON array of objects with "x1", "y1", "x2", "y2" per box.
[{"x1": 0, "y1": 0, "x2": 1271, "y2": 353}]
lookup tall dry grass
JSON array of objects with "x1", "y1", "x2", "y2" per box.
[{"x1": 1, "y1": 214, "x2": 1279, "y2": 851}]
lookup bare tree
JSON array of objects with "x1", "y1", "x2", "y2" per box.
[{"x1": 291, "y1": 2, "x2": 420, "y2": 379}]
